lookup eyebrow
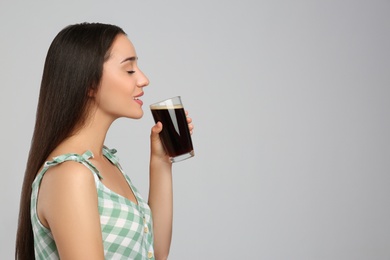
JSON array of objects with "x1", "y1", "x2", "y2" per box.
[{"x1": 120, "y1": 56, "x2": 138, "y2": 63}]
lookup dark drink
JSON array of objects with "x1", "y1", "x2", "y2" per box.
[{"x1": 151, "y1": 106, "x2": 194, "y2": 159}]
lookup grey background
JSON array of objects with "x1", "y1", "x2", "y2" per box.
[{"x1": 1, "y1": 0, "x2": 389, "y2": 259}]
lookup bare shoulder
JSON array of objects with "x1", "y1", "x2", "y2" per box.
[
  {"x1": 38, "y1": 160, "x2": 105, "y2": 259},
  {"x1": 38, "y1": 160, "x2": 98, "y2": 227},
  {"x1": 41, "y1": 160, "x2": 95, "y2": 188}
]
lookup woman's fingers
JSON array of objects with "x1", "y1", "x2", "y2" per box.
[{"x1": 185, "y1": 110, "x2": 194, "y2": 135}]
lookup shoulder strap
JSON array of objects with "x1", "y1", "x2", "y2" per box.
[
  {"x1": 47, "y1": 150, "x2": 102, "y2": 178},
  {"x1": 102, "y1": 146, "x2": 119, "y2": 165},
  {"x1": 33, "y1": 150, "x2": 103, "y2": 190},
  {"x1": 102, "y1": 146, "x2": 125, "y2": 172}
]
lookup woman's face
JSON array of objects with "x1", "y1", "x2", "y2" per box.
[{"x1": 94, "y1": 34, "x2": 149, "y2": 120}]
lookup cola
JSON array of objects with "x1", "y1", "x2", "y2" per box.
[{"x1": 151, "y1": 105, "x2": 194, "y2": 160}]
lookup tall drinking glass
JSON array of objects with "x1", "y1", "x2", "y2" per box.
[{"x1": 150, "y1": 96, "x2": 194, "y2": 163}]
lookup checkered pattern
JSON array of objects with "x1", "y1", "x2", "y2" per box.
[{"x1": 31, "y1": 147, "x2": 154, "y2": 259}]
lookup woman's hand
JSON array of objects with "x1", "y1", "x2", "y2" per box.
[
  {"x1": 150, "y1": 111, "x2": 194, "y2": 163},
  {"x1": 186, "y1": 111, "x2": 194, "y2": 135},
  {"x1": 150, "y1": 121, "x2": 168, "y2": 162}
]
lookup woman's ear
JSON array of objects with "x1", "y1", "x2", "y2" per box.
[{"x1": 88, "y1": 88, "x2": 96, "y2": 98}]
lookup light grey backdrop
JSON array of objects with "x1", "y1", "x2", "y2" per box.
[{"x1": 1, "y1": 0, "x2": 389, "y2": 259}]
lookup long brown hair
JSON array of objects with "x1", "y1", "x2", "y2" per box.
[{"x1": 15, "y1": 22, "x2": 125, "y2": 259}]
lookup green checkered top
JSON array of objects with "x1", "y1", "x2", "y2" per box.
[{"x1": 31, "y1": 147, "x2": 155, "y2": 259}]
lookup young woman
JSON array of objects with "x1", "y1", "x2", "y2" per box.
[{"x1": 15, "y1": 22, "x2": 193, "y2": 260}]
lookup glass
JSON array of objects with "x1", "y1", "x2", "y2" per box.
[{"x1": 150, "y1": 96, "x2": 194, "y2": 163}]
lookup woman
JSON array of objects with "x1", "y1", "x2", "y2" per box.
[{"x1": 15, "y1": 22, "x2": 193, "y2": 259}]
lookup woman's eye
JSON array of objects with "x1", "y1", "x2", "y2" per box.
[{"x1": 127, "y1": 70, "x2": 136, "y2": 74}]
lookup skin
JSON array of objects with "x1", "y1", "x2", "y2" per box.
[{"x1": 36, "y1": 34, "x2": 194, "y2": 260}]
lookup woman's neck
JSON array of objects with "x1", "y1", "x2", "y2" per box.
[{"x1": 51, "y1": 113, "x2": 114, "y2": 158}]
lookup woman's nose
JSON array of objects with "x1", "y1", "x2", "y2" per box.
[{"x1": 137, "y1": 69, "x2": 149, "y2": 88}]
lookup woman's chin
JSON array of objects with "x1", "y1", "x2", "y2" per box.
[{"x1": 128, "y1": 111, "x2": 144, "y2": 119}]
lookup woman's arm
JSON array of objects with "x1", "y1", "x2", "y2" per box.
[
  {"x1": 148, "y1": 113, "x2": 193, "y2": 260},
  {"x1": 148, "y1": 121, "x2": 173, "y2": 260},
  {"x1": 38, "y1": 161, "x2": 105, "y2": 260}
]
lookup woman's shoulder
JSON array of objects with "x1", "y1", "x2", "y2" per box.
[
  {"x1": 45, "y1": 158, "x2": 93, "y2": 175},
  {"x1": 37, "y1": 157, "x2": 99, "y2": 227},
  {"x1": 37, "y1": 148, "x2": 94, "y2": 174},
  {"x1": 40, "y1": 159, "x2": 96, "y2": 195}
]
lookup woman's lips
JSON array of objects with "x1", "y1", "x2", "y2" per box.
[
  {"x1": 133, "y1": 92, "x2": 144, "y2": 105},
  {"x1": 134, "y1": 98, "x2": 143, "y2": 105}
]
